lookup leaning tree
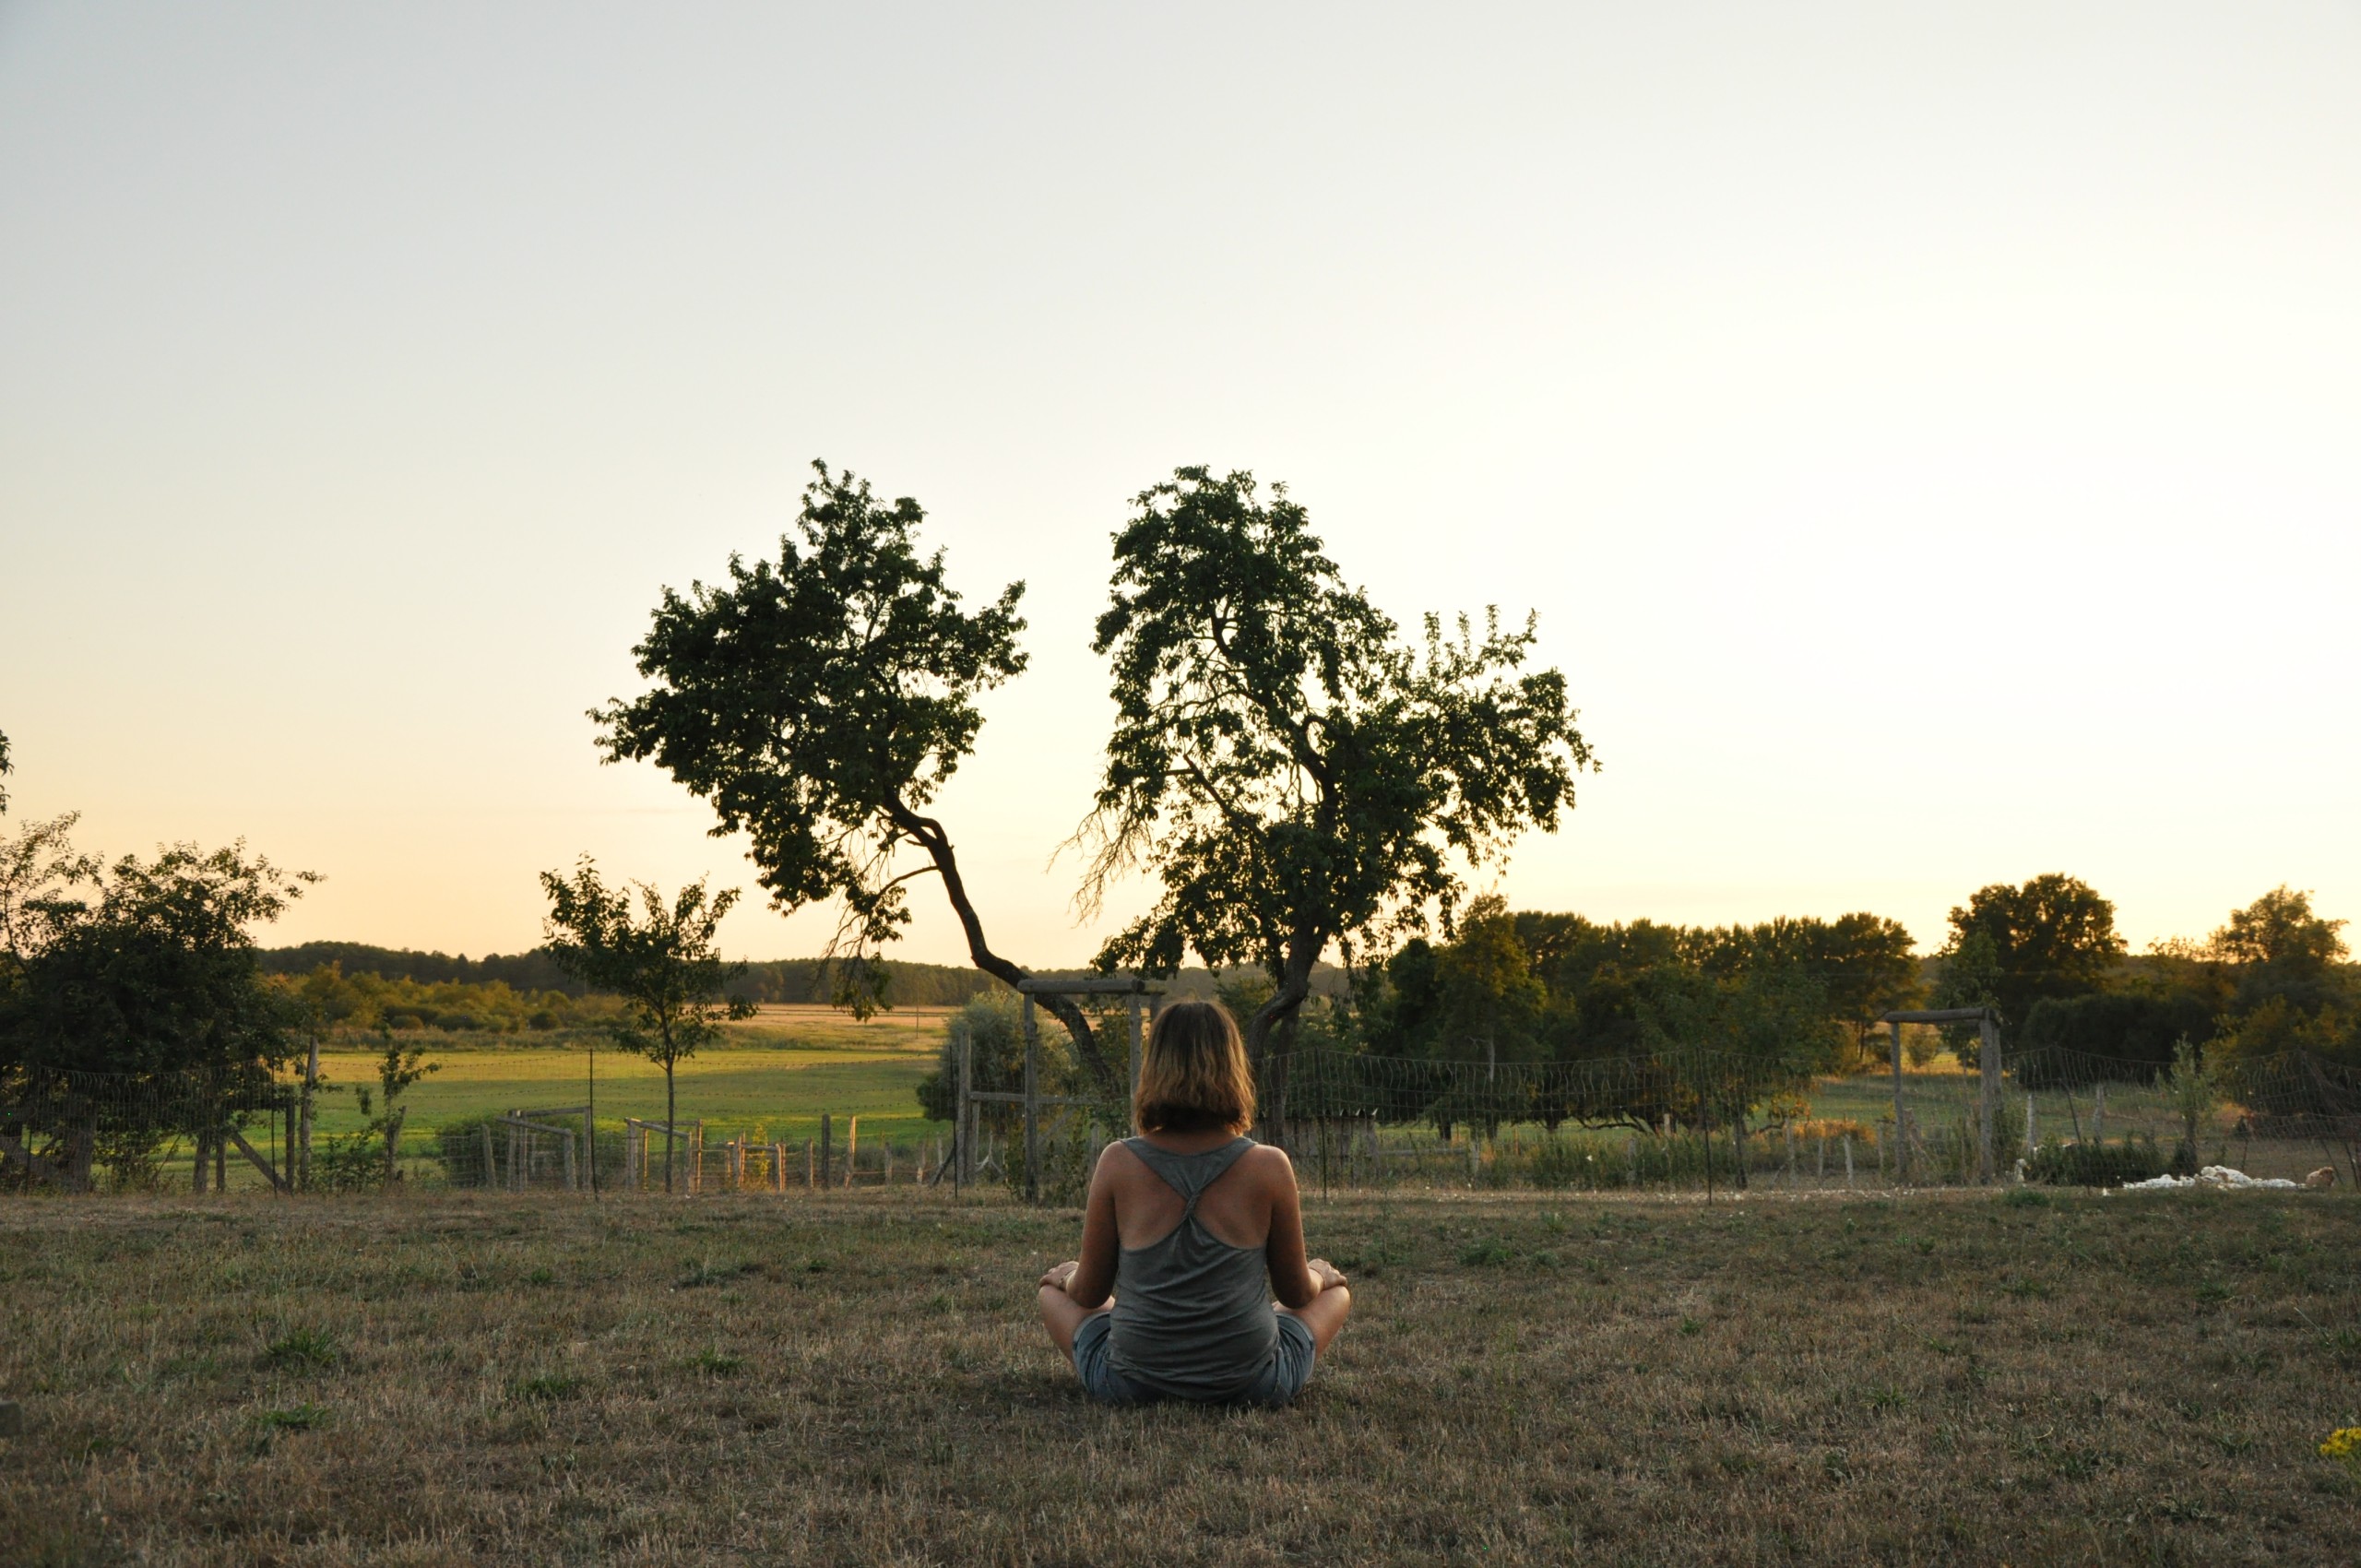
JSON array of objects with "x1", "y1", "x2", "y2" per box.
[
  {"x1": 1077, "y1": 467, "x2": 1595, "y2": 1096},
  {"x1": 592, "y1": 461, "x2": 1128, "y2": 1099}
]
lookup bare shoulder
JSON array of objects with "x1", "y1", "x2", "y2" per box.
[{"x1": 1242, "y1": 1142, "x2": 1297, "y2": 1188}]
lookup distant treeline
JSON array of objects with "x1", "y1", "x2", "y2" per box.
[{"x1": 256, "y1": 943, "x2": 1014, "y2": 1008}]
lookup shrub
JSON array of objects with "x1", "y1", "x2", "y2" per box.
[
  {"x1": 312, "y1": 1130, "x2": 389, "y2": 1191},
  {"x1": 433, "y1": 1013, "x2": 480, "y2": 1033},
  {"x1": 1526, "y1": 1134, "x2": 1587, "y2": 1191},
  {"x1": 433, "y1": 1115, "x2": 501, "y2": 1184},
  {"x1": 2017, "y1": 992, "x2": 2214, "y2": 1086},
  {"x1": 2024, "y1": 1135, "x2": 2165, "y2": 1187}
]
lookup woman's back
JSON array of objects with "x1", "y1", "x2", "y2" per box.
[
  {"x1": 1108, "y1": 1135, "x2": 1279, "y2": 1401},
  {"x1": 1032, "y1": 998, "x2": 1349, "y2": 1407}
]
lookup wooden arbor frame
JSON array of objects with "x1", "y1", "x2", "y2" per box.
[
  {"x1": 956, "y1": 976, "x2": 1164, "y2": 1203},
  {"x1": 1879, "y1": 1006, "x2": 2003, "y2": 1184}
]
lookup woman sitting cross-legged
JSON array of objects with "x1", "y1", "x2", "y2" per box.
[{"x1": 1036, "y1": 1000, "x2": 1351, "y2": 1407}]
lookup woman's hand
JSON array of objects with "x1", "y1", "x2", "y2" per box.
[
  {"x1": 1307, "y1": 1258, "x2": 1348, "y2": 1292},
  {"x1": 1038, "y1": 1259, "x2": 1081, "y2": 1292}
]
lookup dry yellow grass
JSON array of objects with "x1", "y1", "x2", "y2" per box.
[{"x1": 3, "y1": 1188, "x2": 2356, "y2": 1565}]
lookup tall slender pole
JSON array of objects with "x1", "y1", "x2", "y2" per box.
[
  {"x1": 1978, "y1": 1012, "x2": 2000, "y2": 1183},
  {"x1": 587, "y1": 1035, "x2": 598, "y2": 1199},
  {"x1": 1702, "y1": 1102, "x2": 1714, "y2": 1204},
  {"x1": 298, "y1": 1028, "x2": 318, "y2": 1193},
  {"x1": 1022, "y1": 993, "x2": 1040, "y2": 1204},
  {"x1": 955, "y1": 1016, "x2": 973, "y2": 1194},
  {"x1": 1890, "y1": 1019, "x2": 1909, "y2": 1185},
  {"x1": 1128, "y1": 995, "x2": 1143, "y2": 1118}
]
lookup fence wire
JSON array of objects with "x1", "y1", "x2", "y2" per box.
[{"x1": 4, "y1": 1046, "x2": 2354, "y2": 1199}]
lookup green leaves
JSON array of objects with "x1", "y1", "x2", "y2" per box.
[
  {"x1": 0, "y1": 831, "x2": 312, "y2": 1079},
  {"x1": 1081, "y1": 468, "x2": 1593, "y2": 1057},
  {"x1": 592, "y1": 462, "x2": 1026, "y2": 1004},
  {"x1": 1938, "y1": 874, "x2": 2125, "y2": 1048},
  {"x1": 540, "y1": 858, "x2": 751, "y2": 1072}
]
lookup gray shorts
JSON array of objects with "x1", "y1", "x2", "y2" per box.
[{"x1": 1072, "y1": 1310, "x2": 1317, "y2": 1408}]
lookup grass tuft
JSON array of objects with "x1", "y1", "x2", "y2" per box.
[
  {"x1": 257, "y1": 1326, "x2": 339, "y2": 1371},
  {"x1": 688, "y1": 1348, "x2": 744, "y2": 1377}
]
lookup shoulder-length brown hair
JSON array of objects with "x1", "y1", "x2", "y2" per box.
[{"x1": 1133, "y1": 1000, "x2": 1256, "y2": 1136}]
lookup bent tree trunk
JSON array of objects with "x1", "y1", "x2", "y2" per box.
[
  {"x1": 887, "y1": 796, "x2": 1121, "y2": 1101},
  {"x1": 1247, "y1": 929, "x2": 1324, "y2": 1150}
]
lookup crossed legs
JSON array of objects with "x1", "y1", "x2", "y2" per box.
[
  {"x1": 1037, "y1": 1285, "x2": 1101, "y2": 1361},
  {"x1": 1278, "y1": 1284, "x2": 1351, "y2": 1356},
  {"x1": 1036, "y1": 1284, "x2": 1351, "y2": 1363}
]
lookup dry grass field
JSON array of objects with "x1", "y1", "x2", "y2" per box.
[{"x1": 4, "y1": 1187, "x2": 2357, "y2": 1566}]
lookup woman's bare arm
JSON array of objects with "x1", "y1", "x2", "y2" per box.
[
  {"x1": 1056, "y1": 1146, "x2": 1123, "y2": 1309},
  {"x1": 1261, "y1": 1149, "x2": 1332, "y2": 1309}
]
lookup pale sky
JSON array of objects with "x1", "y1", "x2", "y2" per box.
[{"x1": 4, "y1": 4, "x2": 2357, "y2": 968}]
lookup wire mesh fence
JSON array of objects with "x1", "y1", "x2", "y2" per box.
[
  {"x1": 0, "y1": 1066, "x2": 955, "y2": 1196},
  {"x1": 995, "y1": 1043, "x2": 2361, "y2": 1201},
  {"x1": 4, "y1": 1046, "x2": 2353, "y2": 1200}
]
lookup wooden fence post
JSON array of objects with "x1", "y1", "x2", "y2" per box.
[
  {"x1": 1977, "y1": 1012, "x2": 2001, "y2": 1183},
  {"x1": 1889, "y1": 1020, "x2": 1909, "y2": 1185},
  {"x1": 1129, "y1": 994, "x2": 1144, "y2": 1100},
  {"x1": 1022, "y1": 994, "x2": 1040, "y2": 1204},
  {"x1": 820, "y1": 1114, "x2": 832, "y2": 1190},
  {"x1": 844, "y1": 1116, "x2": 859, "y2": 1189},
  {"x1": 956, "y1": 1020, "x2": 974, "y2": 1194},
  {"x1": 481, "y1": 1123, "x2": 496, "y2": 1190}
]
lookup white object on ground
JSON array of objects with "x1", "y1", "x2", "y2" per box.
[{"x1": 2122, "y1": 1165, "x2": 2306, "y2": 1192}]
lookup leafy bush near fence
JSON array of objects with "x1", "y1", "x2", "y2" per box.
[
  {"x1": 2024, "y1": 1134, "x2": 2166, "y2": 1187},
  {"x1": 433, "y1": 1115, "x2": 502, "y2": 1182}
]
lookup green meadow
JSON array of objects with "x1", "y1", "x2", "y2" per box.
[{"x1": 298, "y1": 1008, "x2": 958, "y2": 1163}]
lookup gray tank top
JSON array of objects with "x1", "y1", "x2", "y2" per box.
[{"x1": 1109, "y1": 1135, "x2": 1278, "y2": 1401}]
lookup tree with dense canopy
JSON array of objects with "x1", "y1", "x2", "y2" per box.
[
  {"x1": 540, "y1": 858, "x2": 753, "y2": 1193},
  {"x1": 590, "y1": 463, "x2": 1130, "y2": 1099},
  {"x1": 0, "y1": 839, "x2": 314, "y2": 1080},
  {"x1": 1077, "y1": 468, "x2": 1594, "y2": 1076},
  {"x1": 2206, "y1": 885, "x2": 2350, "y2": 1016},
  {"x1": 1938, "y1": 873, "x2": 2124, "y2": 1050},
  {"x1": 0, "y1": 835, "x2": 314, "y2": 1189}
]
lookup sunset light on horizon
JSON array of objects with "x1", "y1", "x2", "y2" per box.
[{"x1": 6, "y1": 3, "x2": 2357, "y2": 966}]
